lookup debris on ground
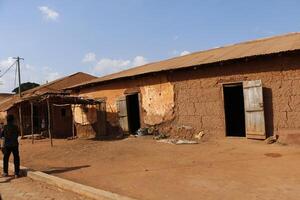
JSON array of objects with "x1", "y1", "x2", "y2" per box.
[
  {"x1": 136, "y1": 128, "x2": 149, "y2": 136},
  {"x1": 177, "y1": 125, "x2": 193, "y2": 130},
  {"x1": 147, "y1": 127, "x2": 159, "y2": 135},
  {"x1": 157, "y1": 139, "x2": 198, "y2": 145},
  {"x1": 135, "y1": 127, "x2": 159, "y2": 137},
  {"x1": 153, "y1": 133, "x2": 168, "y2": 140},
  {"x1": 22, "y1": 134, "x2": 45, "y2": 140},
  {"x1": 67, "y1": 136, "x2": 78, "y2": 140},
  {"x1": 194, "y1": 131, "x2": 205, "y2": 140},
  {"x1": 168, "y1": 124, "x2": 196, "y2": 140},
  {"x1": 265, "y1": 136, "x2": 277, "y2": 144}
]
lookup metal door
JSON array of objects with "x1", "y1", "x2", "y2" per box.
[
  {"x1": 117, "y1": 97, "x2": 129, "y2": 133},
  {"x1": 243, "y1": 80, "x2": 266, "y2": 139}
]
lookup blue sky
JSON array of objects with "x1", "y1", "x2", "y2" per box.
[{"x1": 1, "y1": 0, "x2": 300, "y2": 92}]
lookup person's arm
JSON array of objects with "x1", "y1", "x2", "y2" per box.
[
  {"x1": 0, "y1": 126, "x2": 4, "y2": 138},
  {"x1": 17, "y1": 126, "x2": 20, "y2": 137},
  {"x1": 0, "y1": 126, "x2": 5, "y2": 149}
]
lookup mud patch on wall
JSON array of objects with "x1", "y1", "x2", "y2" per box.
[
  {"x1": 141, "y1": 80, "x2": 175, "y2": 126},
  {"x1": 73, "y1": 105, "x2": 97, "y2": 125}
]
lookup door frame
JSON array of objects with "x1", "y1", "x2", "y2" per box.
[
  {"x1": 221, "y1": 81, "x2": 245, "y2": 138},
  {"x1": 221, "y1": 80, "x2": 266, "y2": 139},
  {"x1": 124, "y1": 92, "x2": 143, "y2": 134}
]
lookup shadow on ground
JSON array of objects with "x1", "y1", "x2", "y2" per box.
[
  {"x1": 0, "y1": 175, "x2": 16, "y2": 183},
  {"x1": 43, "y1": 165, "x2": 90, "y2": 174}
]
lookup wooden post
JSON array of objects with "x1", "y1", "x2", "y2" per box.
[
  {"x1": 71, "y1": 105, "x2": 75, "y2": 139},
  {"x1": 18, "y1": 105, "x2": 24, "y2": 138},
  {"x1": 47, "y1": 99, "x2": 53, "y2": 147},
  {"x1": 30, "y1": 102, "x2": 34, "y2": 144}
]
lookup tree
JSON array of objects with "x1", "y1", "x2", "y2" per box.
[{"x1": 12, "y1": 82, "x2": 40, "y2": 93}]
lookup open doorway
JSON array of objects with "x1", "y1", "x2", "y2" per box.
[
  {"x1": 126, "y1": 93, "x2": 141, "y2": 134},
  {"x1": 223, "y1": 83, "x2": 246, "y2": 137}
]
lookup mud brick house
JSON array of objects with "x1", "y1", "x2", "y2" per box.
[
  {"x1": 66, "y1": 33, "x2": 300, "y2": 144},
  {"x1": 0, "y1": 93, "x2": 13, "y2": 101},
  {"x1": 0, "y1": 72, "x2": 106, "y2": 139},
  {"x1": 0, "y1": 93, "x2": 13, "y2": 123}
]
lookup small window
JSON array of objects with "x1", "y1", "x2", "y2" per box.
[{"x1": 61, "y1": 108, "x2": 66, "y2": 117}]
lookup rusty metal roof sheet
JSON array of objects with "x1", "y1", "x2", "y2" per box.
[
  {"x1": 0, "y1": 72, "x2": 97, "y2": 111},
  {"x1": 67, "y1": 32, "x2": 300, "y2": 89}
]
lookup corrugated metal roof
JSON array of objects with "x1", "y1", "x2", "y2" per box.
[
  {"x1": 0, "y1": 72, "x2": 97, "y2": 111},
  {"x1": 67, "y1": 32, "x2": 300, "y2": 89},
  {"x1": 0, "y1": 93, "x2": 13, "y2": 101}
]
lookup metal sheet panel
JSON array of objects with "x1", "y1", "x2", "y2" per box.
[
  {"x1": 117, "y1": 97, "x2": 129, "y2": 132},
  {"x1": 243, "y1": 80, "x2": 266, "y2": 139},
  {"x1": 67, "y1": 32, "x2": 300, "y2": 89}
]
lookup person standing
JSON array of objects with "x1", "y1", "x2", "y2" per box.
[{"x1": 0, "y1": 114, "x2": 20, "y2": 178}]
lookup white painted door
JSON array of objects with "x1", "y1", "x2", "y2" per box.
[{"x1": 243, "y1": 80, "x2": 266, "y2": 139}]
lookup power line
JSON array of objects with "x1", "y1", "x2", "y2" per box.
[
  {"x1": 0, "y1": 60, "x2": 17, "y2": 78},
  {"x1": 14, "y1": 63, "x2": 17, "y2": 88}
]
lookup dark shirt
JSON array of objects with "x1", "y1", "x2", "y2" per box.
[{"x1": 0, "y1": 123, "x2": 20, "y2": 147}]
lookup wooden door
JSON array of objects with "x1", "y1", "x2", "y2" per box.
[
  {"x1": 117, "y1": 97, "x2": 129, "y2": 133},
  {"x1": 243, "y1": 80, "x2": 266, "y2": 139},
  {"x1": 96, "y1": 101, "x2": 107, "y2": 137}
]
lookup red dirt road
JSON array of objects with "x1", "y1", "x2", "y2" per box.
[{"x1": 4, "y1": 137, "x2": 300, "y2": 200}]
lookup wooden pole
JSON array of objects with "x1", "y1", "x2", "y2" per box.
[
  {"x1": 72, "y1": 105, "x2": 75, "y2": 139},
  {"x1": 31, "y1": 102, "x2": 34, "y2": 144},
  {"x1": 47, "y1": 98, "x2": 53, "y2": 147},
  {"x1": 97, "y1": 103, "x2": 101, "y2": 138},
  {"x1": 18, "y1": 105, "x2": 24, "y2": 138}
]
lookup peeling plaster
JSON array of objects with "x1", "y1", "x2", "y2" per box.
[{"x1": 141, "y1": 81, "x2": 175, "y2": 125}]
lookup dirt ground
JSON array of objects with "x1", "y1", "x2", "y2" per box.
[
  {"x1": 0, "y1": 176, "x2": 91, "y2": 200},
  {"x1": 2, "y1": 137, "x2": 300, "y2": 200}
]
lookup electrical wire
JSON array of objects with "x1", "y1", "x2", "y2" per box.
[
  {"x1": 0, "y1": 60, "x2": 17, "y2": 78},
  {"x1": 14, "y1": 64, "x2": 17, "y2": 88}
]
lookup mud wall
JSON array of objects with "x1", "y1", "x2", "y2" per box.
[
  {"x1": 168, "y1": 53, "x2": 300, "y2": 143},
  {"x1": 72, "y1": 104, "x2": 99, "y2": 138},
  {"x1": 51, "y1": 105, "x2": 73, "y2": 138},
  {"x1": 75, "y1": 52, "x2": 300, "y2": 144},
  {"x1": 75, "y1": 74, "x2": 175, "y2": 134},
  {"x1": 0, "y1": 111, "x2": 7, "y2": 124}
]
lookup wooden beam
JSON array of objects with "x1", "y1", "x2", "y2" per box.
[
  {"x1": 18, "y1": 105, "x2": 24, "y2": 138},
  {"x1": 71, "y1": 105, "x2": 75, "y2": 139},
  {"x1": 31, "y1": 102, "x2": 34, "y2": 144},
  {"x1": 47, "y1": 98, "x2": 53, "y2": 147}
]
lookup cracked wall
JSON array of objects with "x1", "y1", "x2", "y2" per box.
[
  {"x1": 74, "y1": 52, "x2": 300, "y2": 144},
  {"x1": 168, "y1": 53, "x2": 300, "y2": 143},
  {"x1": 75, "y1": 74, "x2": 175, "y2": 134}
]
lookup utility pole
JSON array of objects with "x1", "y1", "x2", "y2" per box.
[
  {"x1": 13, "y1": 57, "x2": 24, "y2": 97},
  {"x1": 13, "y1": 57, "x2": 24, "y2": 138}
]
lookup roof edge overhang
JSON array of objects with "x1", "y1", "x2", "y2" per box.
[{"x1": 66, "y1": 49, "x2": 300, "y2": 90}]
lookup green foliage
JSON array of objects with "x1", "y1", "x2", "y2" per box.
[{"x1": 12, "y1": 82, "x2": 40, "y2": 93}]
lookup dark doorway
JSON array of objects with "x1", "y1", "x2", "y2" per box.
[
  {"x1": 223, "y1": 83, "x2": 246, "y2": 137},
  {"x1": 126, "y1": 93, "x2": 141, "y2": 134}
]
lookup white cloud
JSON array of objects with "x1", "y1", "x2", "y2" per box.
[
  {"x1": 132, "y1": 56, "x2": 148, "y2": 67},
  {"x1": 171, "y1": 50, "x2": 191, "y2": 56},
  {"x1": 82, "y1": 52, "x2": 96, "y2": 63},
  {"x1": 38, "y1": 6, "x2": 59, "y2": 21},
  {"x1": 40, "y1": 67, "x2": 61, "y2": 83},
  {"x1": 0, "y1": 57, "x2": 14, "y2": 67},
  {"x1": 91, "y1": 56, "x2": 148, "y2": 76},
  {"x1": 0, "y1": 57, "x2": 17, "y2": 92},
  {"x1": 0, "y1": 57, "x2": 61, "y2": 93},
  {"x1": 171, "y1": 50, "x2": 179, "y2": 55},
  {"x1": 180, "y1": 50, "x2": 191, "y2": 56}
]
